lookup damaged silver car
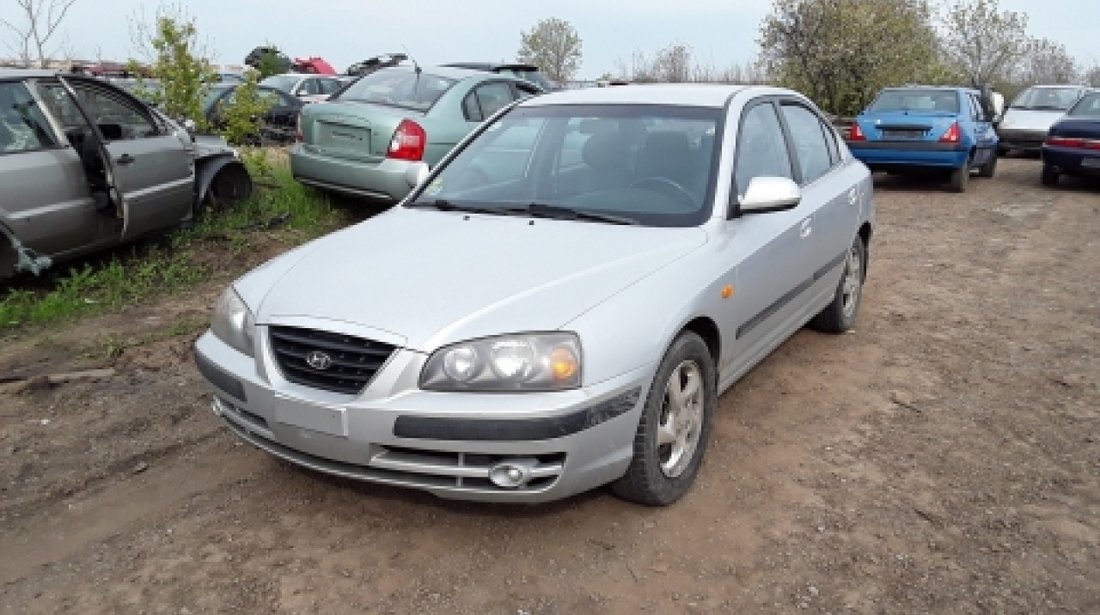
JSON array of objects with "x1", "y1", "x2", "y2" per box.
[{"x1": 0, "y1": 69, "x2": 252, "y2": 279}]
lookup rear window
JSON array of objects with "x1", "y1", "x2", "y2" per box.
[
  {"x1": 260, "y1": 75, "x2": 299, "y2": 93},
  {"x1": 1010, "y1": 87, "x2": 1083, "y2": 111},
  {"x1": 334, "y1": 69, "x2": 456, "y2": 112},
  {"x1": 868, "y1": 90, "x2": 959, "y2": 113},
  {"x1": 1067, "y1": 92, "x2": 1100, "y2": 117}
]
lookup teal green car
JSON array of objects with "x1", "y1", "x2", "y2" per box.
[{"x1": 290, "y1": 66, "x2": 542, "y2": 202}]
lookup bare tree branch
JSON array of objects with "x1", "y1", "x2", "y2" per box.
[{"x1": 2, "y1": 0, "x2": 79, "y2": 67}]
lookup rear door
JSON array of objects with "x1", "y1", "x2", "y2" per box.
[
  {"x1": 966, "y1": 92, "x2": 998, "y2": 167},
  {"x1": 0, "y1": 78, "x2": 97, "y2": 268},
  {"x1": 778, "y1": 100, "x2": 860, "y2": 299},
  {"x1": 55, "y1": 77, "x2": 194, "y2": 239}
]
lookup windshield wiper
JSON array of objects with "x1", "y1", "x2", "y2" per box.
[
  {"x1": 524, "y1": 203, "x2": 638, "y2": 225},
  {"x1": 407, "y1": 199, "x2": 521, "y2": 216}
]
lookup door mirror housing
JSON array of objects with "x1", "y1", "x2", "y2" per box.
[{"x1": 737, "y1": 176, "x2": 802, "y2": 215}]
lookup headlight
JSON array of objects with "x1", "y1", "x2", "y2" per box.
[
  {"x1": 420, "y1": 333, "x2": 581, "y2": 392},
  {"x1": 211, "y1": 287, "x2": 255, "y2": 356}
]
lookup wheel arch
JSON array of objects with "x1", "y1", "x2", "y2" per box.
[
  {"x1": 194, "y1": 154, "x2": 253, "y2": 213},
  {"x1": 858, "y1": 222, "x2": 873, "y2": 279},
  {"x1": 678, "y1": 316, "x2": 721, "y2": 370}
]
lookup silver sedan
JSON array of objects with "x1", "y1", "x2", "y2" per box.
[{"x1": 194, "y1": 84, "x2": 874, "y2": 505}]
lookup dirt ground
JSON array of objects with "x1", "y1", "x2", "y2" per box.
[{"x1": 1, "y1": 158, "x2": 1097, "y2": 614}]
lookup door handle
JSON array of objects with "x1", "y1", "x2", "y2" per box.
[
  {"x1": 847, "y1": 188, "x2": 859, "y2": 205},
  {"x1": 116, "y1": 153, "x2": 135, "y2": 165},
  {"x1": 800, "y1": 218, "x2": 812, "y2": 239}
]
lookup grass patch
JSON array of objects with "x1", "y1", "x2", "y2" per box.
[{"x1": 0, "y1": 151, "x2": 345, "y2": 331}]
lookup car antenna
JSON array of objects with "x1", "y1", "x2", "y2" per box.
[{"x1": 403, "y1": 45, "x2": 421, "y2": 74}]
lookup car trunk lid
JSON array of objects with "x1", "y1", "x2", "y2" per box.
[
  {"x1": 860, "y1": 111, "x2": 957, "y2": 141},
  {"x1": 303, "y1": 101, "x2": 414, "y2": 162}
]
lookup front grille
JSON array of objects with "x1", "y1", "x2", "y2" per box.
[{"x1": 269, "y1": 326, "x2": 396, "y2": 395}]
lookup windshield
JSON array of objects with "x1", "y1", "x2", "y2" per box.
[
  {"x1": 259, "y1": 75, "x2": 299, "y2": 93},
  {"x1": 334, "y1": 68, "x2": 456, "y2": 112},
  {"x1": 868, "y1": 89, "x2": 959, "y2": 113},
  {"x1": 408, "y1": 104, "x2": 721, "y2": 227},
  {"x1": 1067, "y1": 92, "x2": 1100, "y2": 117},
  {"x1": 1010, "y1": 87, "x2": 1082, "y2": 110}
]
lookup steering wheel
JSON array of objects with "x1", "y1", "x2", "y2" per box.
[{"x1": 630, "y1": 176, "x2": 695, "y2": 209}]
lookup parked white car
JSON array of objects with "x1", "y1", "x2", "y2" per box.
[
  {"x1": 195, "y1": 84, "x2": 875, "y2": 505},
  {"x1": 260, "y1": 73, "x2": 343, "y2": 103},
  {"x1": 997, "y1": 85, "x2": 1089, "y2": 154}
]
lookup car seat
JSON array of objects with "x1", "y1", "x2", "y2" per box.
[{"x1": 635, "y1": 131, "x2": 696, "y2": 194}]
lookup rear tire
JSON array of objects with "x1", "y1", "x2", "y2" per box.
[
  {"x1": 949, "y1": 164, "x2": 969, "y2": 193},
  {"x1": 612, "y1": 331, "x2": 716, "y2": 506},
  {"x1": 977, "y1": 152, "x2": 997, "y2": 178},
  {"x1": 810, "y1": 234, "x2": 866, "y2": 333},
  {"x1": 1040, "y1": 165, "x2": 1059, "y2": 186}
]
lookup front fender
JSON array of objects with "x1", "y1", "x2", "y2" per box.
[{"x1": 195, "y1": 154, "x2": 253, "y2": 210}]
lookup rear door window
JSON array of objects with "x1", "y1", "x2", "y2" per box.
[
  {"x1": 0, "y1": 81, "x2": 58, "y2": 153},
  {"x1": 780, "y1": 103, "x2": 833, "y2": 184}
]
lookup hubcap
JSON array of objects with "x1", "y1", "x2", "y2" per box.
[
  {"x1": 656, "y1": 361, "x2": 704, "y2": 478},
  {"x1": 841, "y1": 243, "x2": 863, "y2": 318}
]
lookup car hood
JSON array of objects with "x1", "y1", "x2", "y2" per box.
[
  {"x1": 1002, "y1": 108, "x2": 1066, "y2": 131},
  {"x1": 252, "y1": 209, "x2": 707, "y2": 352}
]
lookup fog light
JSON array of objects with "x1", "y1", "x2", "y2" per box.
[{"x1": 488, "y1": 458, "x2": 538, "y2": 489}]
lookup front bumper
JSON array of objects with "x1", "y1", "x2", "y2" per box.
[
  {"x1": 289, "y1": 144, "x2": 413, "y2": 203},
  {"x1": 997, "y1": 128, "x2": 1047, "y2": 152},
  {"x1": 847, "y1": 141, "x2": 969, "y2": 169},
  {"x1": 194, "y1": 329, "x2": 650, "y2": 503}
]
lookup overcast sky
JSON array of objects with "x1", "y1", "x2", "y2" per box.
[{"x1": 3, "y1": 0, "x2": 1097, "y2": 78}]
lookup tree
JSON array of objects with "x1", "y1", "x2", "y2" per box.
[
  {"x1": 517, "y1": 17, "x2": 582, "y2": 84},
  {"x1": 939, "y1": 0, "x2": 1030, "y2": 89},
  {"x1": 1085, "y1": 64, "x2": 1100, "y2": 88},
  {"x1": 1013, "y1": 38, "x2": 1078, "y2": 85},
  {"x1": 759, "y1": 0, "x2": 945, "y2": 115},
  {"x1": 0, "y1": 0, "x2": 78, "y2": 67},
  {"x1": 215, "y1": 72, "x2": 273, "y2": 146},
  {"x1": 130, "y1": 8, "x2": 214, "y2": 128}
]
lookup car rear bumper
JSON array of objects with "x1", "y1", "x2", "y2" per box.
[
  {"x1": 1042, "y1": 146, "x2": 1100, "y2": 177},
  {"x1": 848, "y1": 141, "x2": 969, "y2": 168},
  {"x1": 290, "y1": 144, "x2": 413, "y2": 202},
  {"x1": 194, "y1": 331, "x2": 650, "y2": 503}
]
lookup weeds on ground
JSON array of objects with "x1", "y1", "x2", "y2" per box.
[{"x1": 0, "y1": 154, "x2": 341, "y2": 331}]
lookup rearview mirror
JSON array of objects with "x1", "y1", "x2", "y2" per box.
[{"x1": 737, "y1": 176, "x2": 801, "y2": 215}]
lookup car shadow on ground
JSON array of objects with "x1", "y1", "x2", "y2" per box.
[{"x1": 272, "y1": 456, "x2": 612, "y2": 519}]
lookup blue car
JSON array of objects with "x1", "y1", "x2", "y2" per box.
[
  {"x1": 1040, "y1": 89, "x2": 1100, "y2": 186},
  {"x1": 847, "y1": 86, "x2": 999, "y2": 192}
]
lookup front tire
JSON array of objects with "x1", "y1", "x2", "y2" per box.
[
  {"x1": 612, "y1": 332, "x2": 716, "y2": 506},
  {"x1": 977, "y1": 151, "x2": 997, "y2": 178},
  {"x1": 810, "y1": 234, "x2": 865, "y2": 333}
]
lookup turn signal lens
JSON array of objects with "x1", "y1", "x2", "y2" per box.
[{"x1": 549, "y1": 346, "x2": 579, "y2": 381}]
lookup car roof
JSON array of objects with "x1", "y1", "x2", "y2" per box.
[
  {"x1": 442, "y1": 62, "x2": 540, "y2": 72},
  {"x1": 520, "y1": 84, "x2": 794, "y2": 108},
  {"x1": 373, "y1": 64, "x2": 526, "y2": 82},
  {"x1": 882, "y1": 85, "x2": 976, "y2": 93},
  {"x1": 0, "y1": 68, "x2": 57, "y2": 80}
]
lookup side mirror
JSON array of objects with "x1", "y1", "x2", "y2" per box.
[
  {"x1": 737, "y1": 176, "x2": 801, "y2": 215},
  {"x1": 182, "y1": 118, "x2": 197, "y2": 137},
  {"x1": 404, "y1": 162, "x2": 430, "y2": 188}
]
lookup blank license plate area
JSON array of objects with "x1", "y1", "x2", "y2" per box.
[
  {"x1": 882, "y1": 129, "x2": 925, "y2": 139},
  {"x1": 273, "y1": 396, "x2": 348, "y2": 436},
  {"x1": 320, "y1": 122, "x2": 369, "y2": 149},
  {"x1": 1081, "y1": 157, "x2": 1100, "y2": 168}
]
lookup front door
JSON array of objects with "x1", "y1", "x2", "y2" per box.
[{"x1": 49, "y1": 77, "x2": 194, "y2": 239}]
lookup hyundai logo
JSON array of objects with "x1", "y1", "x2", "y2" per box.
[{"x1": 305, "y1": 350, "x2": 334, "y2": 371}]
